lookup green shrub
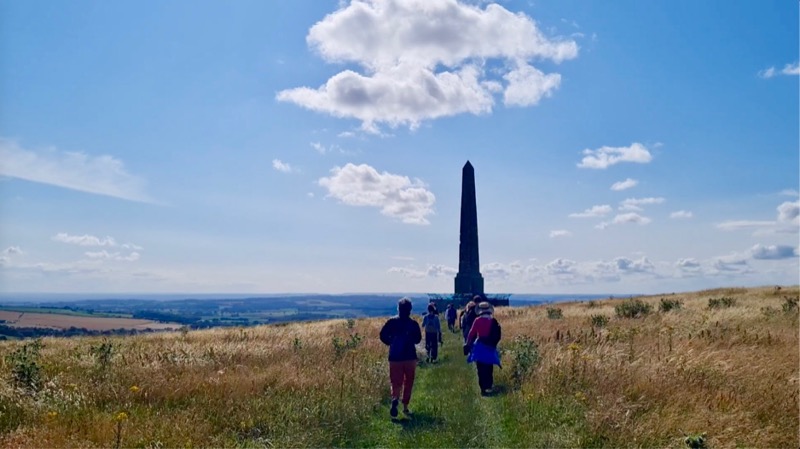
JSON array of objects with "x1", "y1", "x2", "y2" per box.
[
  {"x1": 6, "y1": 339, "x2": 44, "y2": 393},
  {"x1": 659, "y1": 298, "x2": 683, "y2": 312},
  {"x1": 615, "y1": 299, "x2": 652, "y2": 319},
  {"x1": 509, "y1": 335, "x2": 540, "y2": 388},
  {"x1": 589, "y1": 314, "x2": 609, "y2": 328},
  {"x1": 89, "y1": 339, "x2": 115, "y2": 372},
  {"x1": 782, "y1": 296, "x2": 798, "y2": 313},
  {"x1": 546, "y1": 307, "x2": 563, "y2": 319},
  {"x1": 707, "y1": 297, "x2": 736, "y2": 309}
]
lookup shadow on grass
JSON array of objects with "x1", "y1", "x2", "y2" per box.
[{"x1": 390, "y1": 411, "x2": 443, "y2": 431}]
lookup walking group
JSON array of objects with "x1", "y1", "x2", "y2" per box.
[{"x1": 378, "y1": 296, "x2": 502, "y2": 419}]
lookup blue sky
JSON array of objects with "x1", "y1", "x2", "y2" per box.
[{"x1": 1, "y1": 0, "x2": 798, "y2": 295}]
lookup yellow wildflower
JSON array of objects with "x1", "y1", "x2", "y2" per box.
[
  {"x1": 114, "y1": 412, "x2": 128, "y2": 422},
  {"x1": 567, "y1": 342, "x2": 581, "y2": 352},
  {"x1": 47, "y1": 411, "x2": 58, "y2": 419},
  {"x1": 130, "y1": 385, "x2": 140, "y2": 393}
]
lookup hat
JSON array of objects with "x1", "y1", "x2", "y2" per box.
[{"x1": 477, "y1": 302, "x2": 494, "y2": 315}]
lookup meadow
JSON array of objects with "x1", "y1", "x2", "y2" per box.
[{"x1": 0, "y1": 286, "x2": 796, "y2": 448}]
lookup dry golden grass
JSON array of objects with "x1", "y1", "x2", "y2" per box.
[
  {"x1": 0, "y1": 286, "x2": 796, "y2": 448},
  {"x1": 494, "y1": 285, "x2": 799, "y2": 448}
]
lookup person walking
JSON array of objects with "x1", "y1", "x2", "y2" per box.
[
  {"x1": 421, "y1": 304, "x2": 443, "y2": 363},
  {"x1": 460, "y1": 299, "x2": 478, "y2": 344},
  {"x1": 445, "y1": 303, "x2": 457, "y2": 332},
  {"x1": 465, "y1": 301, "x2": 502, "y2": 396},
  {"x1": 379, "y1": 297, "x2": 422, "y2": 418}
]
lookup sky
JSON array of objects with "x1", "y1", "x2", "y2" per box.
[{"x1": 0, "y1": 0, "x2": 798, "y2": 295}]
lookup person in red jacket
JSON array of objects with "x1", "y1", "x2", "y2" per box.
[
  {"x1": 379, "y1": 297, "x2": 422, "y2": 418},
  {"x1": 465, "y1": 302, "x2": 502, "y2": 396}
]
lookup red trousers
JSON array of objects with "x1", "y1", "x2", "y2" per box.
[{"x1": 389, "y1": 360, "x2": 417, "y2": 405}]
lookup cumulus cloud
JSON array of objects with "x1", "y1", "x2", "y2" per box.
[
  {"x1": 272, "y1": 159, "x2": 294, "y2": 173},
  {"x1": 318, "y1": 163, "x2": 435, "y2": 224},
  {"x1": 619, "y1": 197, "x2": 665, "y2": 211},
  {"x1": 675, "y1": 258, "x2": 701, "y2": 275},
  {"x1": 759, "y1": 61, "x2": 800, "y2": 78},
  {"x1": 750, "y1": 244, "x2": 797, "y2": 260},
  {"x1": 0, "y1": 138, "x2": 153, "y2": 203},
  {"x1": 569, "y1": 204, "x2": 611, "y2": 218},
  {"x1": 777, "y1": 200, "x2": 799, "y2": 224},
  {"x1": 2, "y1": 246, "x2": 23, "y2": 256},
  {"x1": 276, "y1": 0, "x2": 578, "y2": 132},
  {"x1": 610, "y1": 178, "x2": 638, "y2": 191},
  {"x1": 577, "y1": 142, "x2": 653, "y2": 169},
  {"x1": 614, "y1": 257, "x2": 654, "y2": 273},
  {"x1": 549, "y1": 230, "x2": 571, "y2": 238},
  {"x1": 670, "y1": 210, "x2": 693, "y2": 219}
]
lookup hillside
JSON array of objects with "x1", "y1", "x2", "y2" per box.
[{"x1": 0, "y1": 286, "x2": 797, "y2": 448}]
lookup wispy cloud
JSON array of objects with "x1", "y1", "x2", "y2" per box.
[
  {"x1": 610, "y1": 178, "x2": 638, "y2": 191},
  {"x1": 596, "y1": 212, "x2": 652, "y2": 229},
  {"x1": 84, "y1": 250, "x2": 141, "y2": 262},
  {"x1": 272, "y1": 159, "x2": 294, "y2": 173},
  {"x1": 549, "y1": 230, "x2": 572, "y2": 238},
  {"x1": 577, "y1": 142, "x2": 653, "y2": 169},
  {"x1": 569, "y1": 204, "x2": 612, "y2": 218},
  {"x1": 759, "y1": 61, "x2": 800, "y2": 78},
  {"x1": 670, "y1": 210, "x2": 693, "y2": 219},
  {"x1": 619, "y1": 197, "x2": 665, "y2": 211},
  {"x1": 318, "y1": 163, "x2": 435, "y2": 225},
  {"x1": 53, "y1": 233, "x2": 117, "y2": 247},
  {"x1": 0, "y1": 138, "x2": 153, "y2": 203},
  {"x1": 277, "y1": 0, "x2": 577, "y2": 132},
  {"x1": 52, "y1": 233, "x2": 143, "y2": 253},
  {"x1": 388, "y1": 263, "x2": 456, "y2": 278}
]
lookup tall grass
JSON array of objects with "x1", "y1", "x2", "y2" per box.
[{"x1": 0, "y1": 286, "x2": 796, "y2": 448}]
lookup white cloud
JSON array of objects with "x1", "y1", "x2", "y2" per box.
[
  {"x1": 619, "y1": 197, "x2": 665, "y2": 211},
  {"x1": 2, "y1": 246, "x2": 23, "y2": 256},
  {"x1": 53, "y1": 233, "x2": 117, "y2": 247},
  {"x1": 0, "y1": 138, "x2": 153, "y2": 203},
  {"x1": 780, "y1": 189, "x2": 799, "y2": 197},
  {"x1": 277, "y1": 0, "x2": 577, "y2": 132},
  {"x1": 597, "y1": 212, "x2": 652, "y2": 229},
  {"x1": 759, "y1": 61, "x2": 800, "y2": 78},
  {"x1": 675, "y1": 258, "x2": 701, "y2": 270},
  {"x1": 84, "y1": 250, "x2": 141, "y2": 262},
  {"x1": 610, "y1": 178, "x2": 638, "y2": 191},
  {"x1": 569, "y1": 204, "x2": 611, "y2": 218},
  {"x1": 318, "y1": 163, "x2": 435, "y2": 224},
  {"x1": 614, "y1": 256, "x2": 655, "y2": 273},
  {"x1": 716, "y1": 220, "x2": 775, "y2": 231},
  {"x1": 577, "y1": 142, "x2": 653, "y2": 169},
  {"x1": 549, "y1": 230, "x2": 571, "y2": 238},
  {"x1": 670, "y1": 210, "x2": 693, "y2": 219},
  {"x1": 388, "y1": 263, "x2": 456, "y2": 278},
  {"x1": 503, "y1": 62, "x2": 562, "y2": 107},
  {"x1": 272, "y1": 159, "x2": 294, "y2": 173},
  {"x1": 777, "y1": 200, "x2": 799, "y2": 224},
  {"x1": 750, "y1": 244, "x2": 797, "y2": 260}
]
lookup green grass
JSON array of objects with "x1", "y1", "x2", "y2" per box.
[
  {"x1": 0, "y1": 306, "x2": 130, "y2": 318},
  {"x1": 348, "y1": 330, "x2": 590, "y2": 448}
]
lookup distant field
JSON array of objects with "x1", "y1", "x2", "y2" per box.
[{"x1": 0, "y1": 310, "x2": 180, "y2": 331}]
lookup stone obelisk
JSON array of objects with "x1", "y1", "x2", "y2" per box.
[{"x1": 454, "y1": 161, "x2": 484, "y2": 297}]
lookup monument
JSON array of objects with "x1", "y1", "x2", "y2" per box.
[
  {"x1": 428, "y1": 161, "x2": 510, "y2": 309},
  {"x1": 454, "y1": 161, "x2": 484, "y2": 297}
]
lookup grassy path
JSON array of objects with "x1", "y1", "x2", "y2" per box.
[{"x1": 354, "y1": 330, "x2": 505, "y2": 448}]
